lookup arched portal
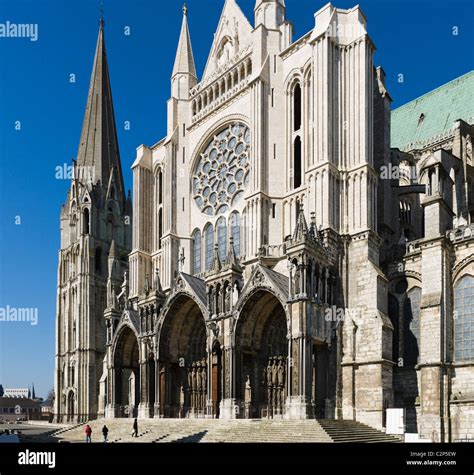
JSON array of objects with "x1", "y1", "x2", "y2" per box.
[
  {"x1": 114, "y1": 327, "x2": 140, "y2": 418},
  {"x1": 158, "y1": 295, "x2": 207, "y2": 418},
  {"x1": 235, "y1": 290, "x2": 288, "y2": 418}
]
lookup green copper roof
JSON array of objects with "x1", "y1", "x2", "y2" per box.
[{"x1": 391, "y1": 70, "x2": 474, "y2": 151}]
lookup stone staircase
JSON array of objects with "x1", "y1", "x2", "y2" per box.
[
  {"x1": 55, "y1": 418, "x2": 399, "y2": 443},
  {"x1": 318, "y1": 419, "x2": 400, "y2": 443}
]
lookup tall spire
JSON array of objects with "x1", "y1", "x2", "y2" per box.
[
  {"x1": 172, "y1": 4, "x2": 197, "y2": 79},
  {"x1": 76, "y1": 19, "x2": 125, "y2": 201}
]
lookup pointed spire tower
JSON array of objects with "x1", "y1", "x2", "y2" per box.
[
  {"x1": 55, "y1": 18, "x2": 132, "y2": 424},
  {"x1": 76, "y1": 19, "x2": 125, "y2": 200},
  {"x1": 171, "y1": 4, "x2": 197, "y2": 99}
]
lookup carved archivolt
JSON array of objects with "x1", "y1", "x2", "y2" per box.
[
  {"x1": 233, "y1": 267, "x2": 290, "y2": 330},
  {"x1": 192, "y1": 122, "x2": 251, "y2": 216},
  {"x1": 159, "y1": 287, "x2": 208, "y2": 329},
  {"x1": 453, "y1": 256, "x2": 474, "y2": 284},
  {"x1": 111, "y1": 319, "x2": 141, "y2": 361}
]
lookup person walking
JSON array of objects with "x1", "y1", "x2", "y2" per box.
[
  {"x1": 102, "y1": 425, "x2": 109, "y2": 443},
  {"x1": 85, "y1": 424, "x2": 92, "y2": 443},
  {"x1": 132, "y1": 418, "x2": 138, "y2": 438}
]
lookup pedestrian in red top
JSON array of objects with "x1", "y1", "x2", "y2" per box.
[{"x1": 85, "y1": 424, "x2": 92, "y2": 443}]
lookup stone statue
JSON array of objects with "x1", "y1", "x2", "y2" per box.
[
  {"x1": 187, "y1": 365, "x2": 193, "y2": 392},
  {"x1": 209, "y1": 289, "x2": 215, "y2": 315},
  {"x1": 180, "y1": 386, "x2": 185, "y2": 406},
  {"x1": 154, "y1": 268, "x2": 163, "y2": 293},
  {"x1": 143, "y1": 274, "x2": 150, "y2": 294},
  {"x1": 196, "y1": 362, "x2": 202, "y2": 393},
  {"x1": 244, "y1": 375, "x2": 252, "y2": 403},
  {"x1": 266, "y1": 359, "x2": 273, "y2": 386},
  {"x1": 271, "y1": 357, "x2": 277, "y2": 385},
  {"x1": 178, "y1": 248, "x2": 185, "y2": 271},
  {"x1": 117, "y1": 271, "x2": 129, "y2": 309},
  {"x1": 202, "y1": 360, "x2": 207, "y2": 391},
  {"x1": 225, "y1": 287, "x2": 231, "y2": 312},
  {"x1": 232, "y1": 282, "x2": 239, "y2": 307},
  {"x1": 266, "y1": 359, "x2": 273, "y2": 405},
  {"x1": 277, "y1": 356, "x2": 285, "y2": 387},
  {"x1": 294, "y1": 266, "x2": 301, "y2": 295},
  {"x1": 277, "y1": 356, "x2": 285, "y2": 407},
  {"x1": 192, "y1": 362, "x2": 198, "y2": 408},
  {"x1": 271, "y1": 357, "x2": 279, "y2": 407},
  {"x1": 111, "y1": 285, "x2": 116, "y2": 308}
]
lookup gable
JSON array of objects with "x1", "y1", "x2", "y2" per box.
[{"x1": 202, "y1": 0, "x2": 253, "y2": 82}]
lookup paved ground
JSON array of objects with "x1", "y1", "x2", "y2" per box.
[
  {"x1": 0, "y1": 422, "x2": 63, "y2": 443},
  {"x1": 0, "y1": 419, "x2": 400, "y2": 443}
]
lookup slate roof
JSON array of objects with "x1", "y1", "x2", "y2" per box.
[
  {"x1": 391, "y1": 70, "x2": 474, "y2": 151},
  {"x1": 0, "y1": 397, "x2": 40, "y2": 408},
  {"x1": 181, "y1": 273, "x2": 207, "y2": 307},
  {"x1": 260, "y1": 265, "x2": 289, "y2": 299}
]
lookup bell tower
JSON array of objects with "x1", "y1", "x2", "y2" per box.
[{"x1": 54, "y1": 19, "x2": 132, "y2": 423}]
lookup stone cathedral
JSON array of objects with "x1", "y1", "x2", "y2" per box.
[{"x1": 54, "y1": 1, "x2": 474, "y2": 442}]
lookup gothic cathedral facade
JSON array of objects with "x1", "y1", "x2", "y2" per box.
[{"x1": 55, "y1": 1, "x2": 474, "y2": 442}]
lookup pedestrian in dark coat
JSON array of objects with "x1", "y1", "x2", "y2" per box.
[{"x1": 102, "y1": 425, "x2": 109, "y2": 443}]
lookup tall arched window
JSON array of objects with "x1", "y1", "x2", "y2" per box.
[
  {"x1": 454, "y1": 275, "x2": 474, "y2": 361},
  {"x1": 293, "y1": 136, "x2": 302, "y2": 189},
  {"x1": 158, "y1": 209, "x2": 163, "y2": 250},
  {"x1": 205, "y1": 224, "x2": 214, "y2": 271},
  {"x1": 83, "y1": 208, "x2": 90, "y2": 235},
  {"x1": 217, "y1": 217, "x2": 227, "y2": 263},
  {"x1": 293, "y1": 83, "x2": 302, "y2": 131},
  {"x1": 403, "y1": 287, "x2": 421, "y2": 366},
  {"x1": 158, "y1": 169, "x2": 163, "y2": 205},
  {"x1": 193, "y1": 230, "x2": 202, "y2": 275},
  {"x1": 230, "y1": 212, "x2": 241, "y2": 257}
]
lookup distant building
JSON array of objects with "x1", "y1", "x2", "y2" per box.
[
  {"x1": 0, "y1": 397, "x2": 41, "y2": 422},
  {"x1": 3, "y1": 388, "x2": 30, "y2": 399}
]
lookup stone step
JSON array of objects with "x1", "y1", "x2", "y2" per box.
[
  {"x1": 318, "y1": 419, "x2": 400, "y2": 443},
  {"x1": 55, "y1": 418, "x2": 400, "y2": 443}
]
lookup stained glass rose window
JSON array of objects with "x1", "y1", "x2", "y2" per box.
[{"x1": 193, "y1": 123, "x2": 250, "y2": 216}]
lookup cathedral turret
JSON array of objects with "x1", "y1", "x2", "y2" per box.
[
  {"x1": 171, "y1": 4, "x2": 197, "y2": 99},
  {"x1": 254, "y1": 0, "x2": 286, "y2": 29}
]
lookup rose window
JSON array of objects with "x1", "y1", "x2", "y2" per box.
[{"x1": 193, "y1": 123, "x2": 251, "y2": 216}]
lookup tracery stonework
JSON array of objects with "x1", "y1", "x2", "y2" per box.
[{"x1": 193, "y1": 123, "x2": 251, "y2": 216}]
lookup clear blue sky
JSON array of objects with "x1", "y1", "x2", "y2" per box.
[{"x1": 0, "y1": 0, "x2": 472, "y2": 399}]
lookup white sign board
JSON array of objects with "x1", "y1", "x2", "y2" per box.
[{"x1": 386, "y1": 408, "x2": 405, "y2": 435}]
